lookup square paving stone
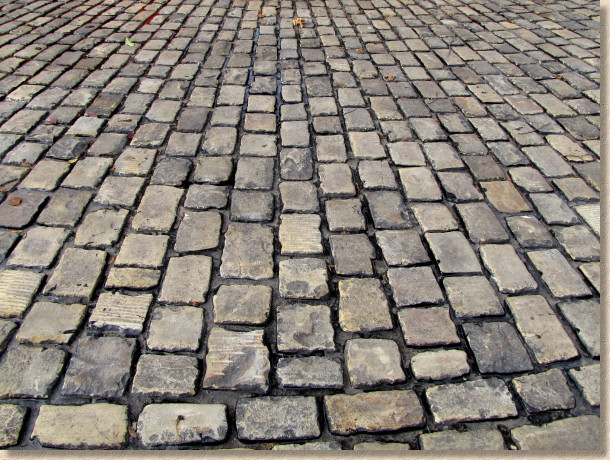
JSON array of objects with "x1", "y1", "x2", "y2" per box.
[
  {"x1": 88, "y1": 292, "x2": 153, "y2": 336},
  {"x1": 375, "y1": 230, "x2": 430, "y2": 266},
  {"x1": 239, "y1": 134, "x2": 277, "y2": 156},
  {"x1": 47, "y1": 136, "x2": 89, "y2": 160},
  {"x1": 480, "y1": 244, "x2": 538, "y2": 294},
  {"x1": 0, "y1": 404, "x2": 26, "y2": 447},
  {"x1": 280, "y1": 148, "x2": 313, "y2": 180},
  {"x1": 463, "y1": 322, "x2": 533, "y2": 374},
  {"x1": 512, "y1": 369, "x2": 576, "y2": 413},
  {"x1": 509, "y1": 167, "x2": 553, "y2": 192},
  {"x1": 88, "y1": 133, "x2": 128, "y2": 157},
  {"x1": 557, "y1": 299, "x2": 600, "y2": 357},
  {"x1": 276, "y1": 357, "x2": 343, "y2": 389},
  {"x1": 443, "y1": 276, "x2": 504, "y2": 318},
  {"x1": 358, "y1": 161, "x2": 398, "y2": 189},
  {"x1": 202, "y1": 327, "x2": 270, "y2": 392},
  {"x1": 423, "y1": 143, "x2": 464, "y2": 171},
  {"x1": 315, "y1": 135, "x2": 347, "y2": 162},
  {"x1": 146, "y1": 305, "x2": 204, "y2": 352},
  {"x1": 234, "y1": 157, "x2": 274, "y2": 190},
  {"x1": 348, "y1": 131, "x2": 386, "y2": 159},
  {"x1": 192, "y1": 157, "x2": 233, "y2": 184},
  {"x1": 325, "y1": 198, "x2": 365, "y2": 232},
  {"x1": 16, "y1": 301, "x2": 86, "y2": 345},
  {"x1": 36, "y1": 188, "x2": 92, "y2": 226},
  {"x1": 94, "y1": 176, "x2": 146, "y2": 207},
  {"x1": 175, "y1": 211, "x2": 221, "y2": 252},
  {"x1": 159, "y1": 255, "x2": 213, "y2": 304},
  {"x1": 568, "y1": 364, "x2": 600, "y2": 407},
  {"x1": 130, "y1": 123, "x2": 170, "y2": 148},
  {"x1": 365, "y1": 191, "x2": 411, "y2": 229},
  {"x1": 277, "y1": 304, "x2": 335, "y2": 353},
  {"x1": 388, "y1": 266, "x2": 444, "y2": 307},
  {"x1": 62, "y1": 336, "x2": 135, "y2": 398},
  {"x1": 61, "y1": 157, "x2": 113, "y2": 189},
  {"x1": 236, "y1": 396, "x2": 319, "y2": 441},
  {"x1": 388, "y1": 142, "x2": 425, "y2": 166},
  {"x1": 510, "y1": 415, "x2": 600, "y2": 451},
  {"x1": 530, "y1": 193, "x2": 580, "y2": 225},
  {"x1": 505, "y1": 215, "x2": 554, "y2": 248},
  {"x1": 506, "y1": 295, "x2": 579, "y2": 365},
  {"x1": 425, "y1": 378, "x2": 518, "y2": 424},
  {"x1": 7, "y1": 226, "x2": 69, "y2": 269},
  {"x1": 150, "y1": 158, "x2": 192, "y2": 187},
  {"x1": 280, "y1": 182, "x2": 320, "y2": 213},
  {"x1": 165, "y1": 132, "x2": 202, "y2": 157},
  {"x1": 137, "y1": 404, "x2": 228, "y2": 447},
  {"x1": 318, "y1": 163, "x2": 356, "y2": 196},
  {"x1": 398, "y1": 306, "x2": 460, "y2": 346},
  {"x1": 0, "y1": 346, "x2": 66, "y2": 398},
  {"x1": 410, "y1": 203, "x2": 459, "y2": 232},
  {"x1": 553, "y1": 225, "x2": 599, "y2": 261},
  {"x1": 31, "y1": 403, "x2": 128, "y2": 449},
  {"x1": 437, "y1": 171, "x2": 483, "y2": 202},
  {"x1": 115, "y1": 233, "x2": 168, "y2": 268},
  {"x1": 0, "y1": 270, "x2": 45, "y2": 318},
  {"x1": 66, "y1": 116, "x2": 105, "y2": 137},
  {"x1": 184, "y1": 184, "x2": 229, "y2": 210},
  {"x1": 220, "y1": 223, "x2": 274, "y2": 280},
  {"x1": 279, "y1": 214, "x2": 323, "y2": 255},
  {"x1": 213, "y1": 284, "x2": 271, "y2": 326},
  {"x1": 339, "y1": 278, "x2": 392, "y2": 333},
  {"x1": 74, "y1": 209, "x2": 128, "y2": 248},
  {"x1": 480, "y1": 181, "x2": 531, "y2": 213},
  {"x1": 345, "y1": 338, "x2": 406, "y2": 389},
  {"x1": 425, "y1": 231, "x2": 482, "y2": 274},
  {"x1": 398, "y1": 167, "x2": 443, "y2": 201},
  {"x1": 132, "y1": 354, "x2": 198, "y2": 397},
  {"x1": 112, "y1": 147, "x2": 156, "y2": 176},
  {"x1": 527, "y1": 249, "x2": 591, "y2": 298},
  {"x1": 19, "y1": 159, "x2": 71, "y2": 191},
  {"x1": 231, "y1": 191, "x2": 274, "y2": 222},
  {"x1": 456, "y1": 202, "x2": 510, "y2": 243},
  {"x1": 329, "y1": 234, "x2": 375, "y2": 276},
  {"x1": 553, "y1": 177, "x2": 599, "y2": 202},
  {"x1": 410, "y1": 349, "x2": 470, "y2": 381},
  {"x1": 324, "y1": 391, "x2": 424, "y2": 435},
  {"x1": 131, "y1": 185, "x2": 183, "y2": 232},
  {"x1": 44, "y1": 248, "x2": 106, "y2": 300},
  {"x1": 419, "y1": 428, "x2": 505, "y2": 450}
]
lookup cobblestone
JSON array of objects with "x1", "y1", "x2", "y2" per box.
[{"x1": 0, "y1": 0, "x2": 600, "y2": 450}]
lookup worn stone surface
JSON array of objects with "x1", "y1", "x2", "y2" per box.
[
  {"x1": 345, "y1": 339, "x2": 406, "y2": 388},
  {"x1": 279, "y1": 214, "x2": 322, "y2": 255},
  {"x1": 527, "y1": 249, "x2": 591, "y2": 298},
  {"x1": 277, "y1": 304, "x2": 334, "y2": 353},
  {"x1": 410, "y1": 350, "x2": 470, "y2": 381},
  {"x1": 16, "y1": 301, "x2": 86, "y2": 345},
  {"x1": 158, "y1": 256, "x2": 212, "y2": 304},
  {"x1": 174, "y1": 211, "x2": 221, "y2": 252},
  {"x1": 276, "y1": 357, "x2": 342, "y2": 389},
  {"x1": 220, "y1": 223, "x2": 273, "y2": 280},
  {"x1": 338, "y1": 278, "x2": 391, "y2": 332},
  {"x1": 7, "y1": 226, "x2": 69, "y2": 268},
  {"x1": 89, "y1": 292, "x2": 152, "y2": 336},
  {"x1": 0, "y1": 404, "x2": 26, "y2": 448},
  {"x1": 443, "y1": 276, "x2": 504, "y2": 318},
  {"x1": 425, "y1": 231, "x2": 481, "y2": 275},
  {"x1": 213, "y1": 284, "x2": 271, "y2": 326},
  {"x1": 388, "y1": 267, "x2": 444, "y2": 307},
  {"x1": 132, "y1": 354, "x2": 198, "y2": 397},
  {"x1": 557, "y1": 299, "x2": 600, "y2": 357},
  {"x1": 480, "y1": 245, "x2": 538, "y2": 294},
  {"x1": 202, "y1": 328, "x2": 269, "y2": 393},
  {"x1": 279, "y1": 259, "x2": 328, "y2": 300},
  {"x1": 236, "y1": 397, "x2": 319, "y2": 441},
  {"x1": 0, "y1": 346, "x2": 65, "y2": 398},
  {"x1": 512, "y1": 369, "x2": 576, "y2": 413},
  {"x1": 419, "y1": 429, "x2": 505, "y2": 450},
  {"x1": 44, "y1": 248, "x2": 105, "y2": 299},
  {"x1": 398, "y1": 306, "x2": 460, "y2": 347},
  {"x1": 568, "y1": 364, "x2": 600, "y2": 407},
  {"x1": 426, "y1": 379, "x2": 518, "y2": 424},
  {"x1": 511, "y1": 416, "x2": 600, "y2": 450},
  {"x1": 324, "y1": 391, "x2": 424, "y2": 435}
]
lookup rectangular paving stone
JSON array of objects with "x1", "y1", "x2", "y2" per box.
[
  {"x1": 137, "y1": 404, "x2": 227, "y2": 447},
  {"x1": 174, "y1": 211, "x2": 221, "y2": 252},
  {"x1": 388, "y1": 266, "x2": 444, "y2": 306},
  {"x1": 410, "y1": 349, "x2": 470, "y2": 381},
  {"x1": 202, "y1": 327, "x2": 269, "y2": 392},
  {"x1": 276, "y1": 357, "x2": 343, "y2": 389},
  {"x1": 44, "y1": 248, "x2": 105, "y2": 300},
  {"x1": 279, "y1": 259, "x2": 329, "y2": 300},
  {"x1": 0, "y1": 346, "x2": 65, "y2": 398},
  {"x1": 61, "y1": 157, "x2": 113, "y2": 189},
  {"x1": 348, "y1": 131, "x2": 386, "y2": 159},
  {"x1": 112, "y1": 147, "x2": 156, "y2": 176},
  {"x1": 318, "y1": 163, "x2": 355, "y2": 196},
  {"x1": 277, "y1": 304, "x2": 335, "y2": 353},
  {"x1": 131, "y1": 185, "x2": 183, "y2": 232},
  {"x1": 19, "y1": 159, "x2": 71, "y2": 191},
  {"x1": 281, "y1": 121, "x2": 310, "y2": 147},
  {"x1": 74, "y1": 209, "x2": 128, "y2": 248},
  {"x1": 558, "y1": 299, "x2": 600, "y2": 357},
  {"x1": 236, "y1": 397, "x2": 319, "y2": 441},
  {"x1": 94, "y1": 176, "x2": 146, "y2": 207},
  {"x1": 575, "y1": 203, "x2": 600, "y2": 236},
  {"x1": 146, "y1": 305, "x2": 203, "y2": 353},
  {"x1": 159, "y1": 255, "x2": 213, "y2": 304},
  {"x1": 89, "y1": 292, "x2": 153, "y2": 336},
  {"x1": 116, "y1": 233, "x2": 168, "y2": 268},
  {"x1": 220, "y1": 223, "x2": 273, "y2": 280},
  {"x1": 279, "y1": 214, "x2": 322, "y2": 255},
  {"x1": 324, "y1": 391, "x2": 424, "y2": 435},
  {"x1": 456, "y1": 202, "x2": 509, "y2": 243},
  {"x1": 506, "y1": 295, "x2": 579, "y2": 364},
  {"x1": 375, "y1": 230, "x2": 430, "y2": 266},
  {"x1": 0, "y1": 404, "x2": 26, "y2": 448},
  {"x1": 365, "y1": 191, "x2": 411, "y2": 229},
  {"x1": 315, "y1": 135, "x2": 347, "y2": 162},
  {"x1": 512, "y1": 369, "x2": 576, "y2": 413},
  {"x1": 511, "y1": 415, "x2": 600, "y2": 451},
  {"x1": 234, "y1": 157, "x2": 274, "y2": 190},
  {"x1": 32, "y1": 404, "x2": 128, "y2": 449},
  {"x1": 480, "y1": 244, "x2": 538, "y2": 294},
  {"x1": 425, "y1": 231, "x2": 482, "y2": 274},
  {"x1": 0, "y1": 269, "x2": 45, "y2": 318},
  {"x1": 419, "y1": 428, "x2": 505, "y2": 450},
  {"x1": 132, "y1": 354, "x2": 198, "y2": 397},
  {"x1": 184, "y1": 184, "x2": 229, "y2": 210},
  {"x1": 529, "y1": 193, "x2": 579, "y2": 225},
  {"x1": 398, "y1": 306, "x2": 460, "y2": 346},
  {"x1": 464, "y1": 322, "x2": 533, "y2": 374},
  {"x1": 480, "y1": 180, "x2": 531, "y2": 213},
  {"x1": 426, "y1": 378, "x2": 518, "y2": 424},
  {"x1": 339, "y1": 278, "x2": 392, "y2": 333},
  {"x1": 7, "y1": 226, "x2": 69, "y2": 269},
  {"x1": 398, "y1": 167, "x2": 442, "y2": 201},
  {"x1": 346, "y1": 338, "x2": 406, "y2": 388},
  {"x1": 329, "y1": 234, "x2": 375, "y2": 276},
  {"x1": 568, "y1": 364, "x2": 600, "y2": 407},
  {"x1": 213, "y1": 284, "x2": 271, "y2": 326},
  {"x1": 36, "y1": 188, "x2": 92, "y2": 226},
  {"x1": 443, "y1": 276, "x2": 504, "y2": 318},
  {"x1": 16, "y1": 301, "x2": 86, "y2": 345}
]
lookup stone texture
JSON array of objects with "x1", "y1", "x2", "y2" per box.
[
  {"x1": 506, "y1": 295, "x2": 579, "y2": 364},
  {"x1": 398, "y1": 306, "x2": 460, "y2": 346},
  {"x1": 456, "y1": 202, "x2": 510, "y2": 243},
  {"x1": 426, "y1": 379, "x2": 518, "y2": 424},
  {"x1": 324, "y1": 391, "x2": 424, "y2": 435},
  {"x1": 32, "y1": 404, "x2": 128, "y2": 449},
  {"x1": 89, "y1": 292, "x2": 152, "y2": 336},
  {"x1": 512, "y1": 369, "x2": 576, "y2": 413},
  {"x1": 338, "y1": 278, "x2": 392, "y2": 332},
  {"x1": 410, "y1": 350, "x2": 470, "y2": 381},
  {"x1": 138, "y1": 404, "x2": 228, "y2": 447},
  {"x1": 279, "y1": 214, "x2": 322, "y2": 255},
  {"x1": 16, "y1": 301, "x2": 86, "y2": 345},
  {"x1": 345, "y1": 339, "x2": 406, "y2": 388},
  {"x1": 557, "y1": 299, "x2": 600, "y2": 357},
  {"x1": 146, "y1": 305, "x2": 203, "y2": 353},
  {"x1": 388, "y1": 267, "x2": 444, "y2": 307},
  {"x1": 131, "y1": 185, "x2": 183, "y2": 232},
  {"x1": 116, "y1": 233, "x2": 168, "y2": 268},
  {"x1": 236, "y1": 397, "x2": 319, "y2": 441},
  {"x1": 420, "y1": 429, "x2": 505, "y2": 450},
  {"x1": 7, "y1": 226, "x2": 69, "y2": 268},
  {"x1": 480, "y1": 245, "x2": 538, "y2": 294},
  {"x1": 279, "y1": 259, "x2": 328, "y2": 300},
  {"x1": 527, "y1": 249, "x2": 591, "y2": 298},
  {"x1": 277, "y1": 304, "x2": 334, "y2": 353},
  {"x1": 174, "y1": 211, "x2": 221, "y2": 252},
  {"x1": 202, "y1": 328, "x2": 269, "y2": 392},
  {"x1": 0, "y1": 346, "x2": 65, "y2": 398},
  {"x1": 365, "y1": 191, "x2": 411, "y2": 229},
  {"x1": 44, "y1": 248, "x2": 105, "y2": 299},
  {"x1": 0, "y1": 270, "x2": 45, "y2": 318},
  {"x1": 480, "y1": 181, "x2": 531, "y2": 213},
  {"x1": 132, "y1": 354, "x2": 198, "y2": 397},
  {"x1": 568, "y1": 364, "x2": 600, "y2": 406},
  {"x1": 276, "y1": 357, "x2": 343, "y2": 389},
  {"x1": 220, "y1": 223, "x2": 273, "y2": 280},
  {"x1": 213, "y1": 284, "x2": 271, "y2": 326},
  {"x1": 0, "y1": 404, "x2": 26, "y2": 448},
  {"x1": 329, "y1": 234, "x2": 375, "y2": 276},
  {"x1": 0, "y1": 190, "x2": 47, "y2": 229},
  {"x1": 158, "y1": 256, "x2": 212, "y2": 304},
  {"x1": 425, "y1": 231, "x2": 482, "y2": 274},
  {"x1": 511, "y1": 416, "x2": 600, "y2": 450}
]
